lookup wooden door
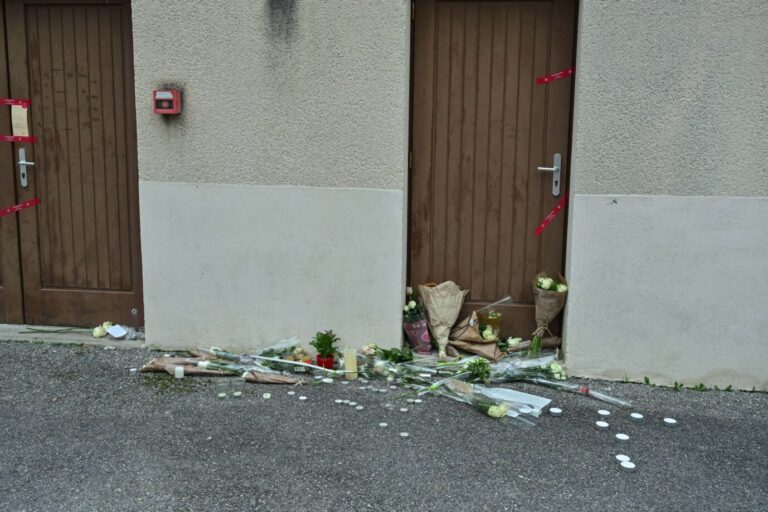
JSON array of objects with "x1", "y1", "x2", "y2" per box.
[
  {"x1": 410, "y1": 0, "x2": 576, "y2": 337},
  {"x1": 5, "y1": 0, "x2": 143, "y2": 326}
]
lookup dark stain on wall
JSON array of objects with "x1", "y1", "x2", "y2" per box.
[{"x1": 266, "y1": 0, "x2": 298, "y2": 42}]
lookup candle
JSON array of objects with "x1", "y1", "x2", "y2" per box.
[
  {"x1": 343, "y1": 347, "x2": 358, "y2": 380},
  {"x1": 174, "y1": 366, "x2": 184, "y2": 379}
]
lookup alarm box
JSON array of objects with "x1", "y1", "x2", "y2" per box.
[{"x1": 153, "y1": 89, "x2": 181, "y2": 115}]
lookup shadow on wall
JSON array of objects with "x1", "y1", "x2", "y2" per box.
[{"x1": 266, "y1": 0, "x2": 298, "y2": 42}]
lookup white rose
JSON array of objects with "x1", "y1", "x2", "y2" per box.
[
  {"x1": 101, "y1": 321, "x2": 113, "y2": 330},
  {"x1": 406, "y1": 287, "x2": 413, "y2": 295},
  {"x1": 482, "y1": 328, "x2": 495, "y2": 340},
  {"x1": 556, "y1": 283, "x2": 568, "y2": 293},
  {"x1": 507, "y1": 337, "x2": 522, "y2": 346},
  {"x1": 539, "y1": 277, "x2": 554, "y2": 290},
  {"x1": 197, "y1": 361, "x2": 210, "y2": 369},
  {"x1": 403, "y1": 305, "x2": 409, "y2": 312},
  {"x1": 408, "y1": 300, "x2": 417, "y2": 309},
  {"x1": 92, "y1": 326, "x2": 107, "y2": 338}
]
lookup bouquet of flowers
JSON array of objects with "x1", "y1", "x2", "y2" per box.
[
  {"x1": 440, "y1": 379, "x2": 537, "y2": 425},
  {"x1": 529, "y1": 273, "x2": 568, "y2": 356},
  {"x1": 402, "y1": 287, "x2": 432, "y2": 354}
]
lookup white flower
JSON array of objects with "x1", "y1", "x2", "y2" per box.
[
  {"x1": 538, "y1": 277, "x2": 554, "y2": 290},
  {"x1": 482, "y1": 328, "x2": 495, "y2": 340},
  {"x1": 556, "y1": 283, "x2": 568, "y2": 293},
  {"x1": 403, "y1": 305, "x2": 409, "y2": 312},
  {"x1": 361, "y1": 344, "x2": 377, "y2": 357},
  {"x1": 406, "y1": 286, "x2": 413, "y2": 295},
  {"x1": 197, "y1": 361, "x2": 210, "y2": 369},
  {"x1": 408, "y1": 300, "x2": 417, "y2": 309},
  {"x1": 507, "y1": 337, "x2": 522, "y2": 346},
  {"x1": 101, "y1": 321, "x2": 113, "y2": 330},
  {"x1": 92, "y1": 326, "x2": 107, "y2": 338}
]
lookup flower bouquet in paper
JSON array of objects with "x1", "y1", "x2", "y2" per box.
[
  {"x1": 418, "y1": 281, "x2": 468, "y2": 359},
  {"x1": 402, "y1": 287, "x2": 432, "y2": 354},
  {"x1": 529, "y1": 273, "x2": 568, "y2": 356}
]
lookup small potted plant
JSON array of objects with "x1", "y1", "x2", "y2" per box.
[{"x1": 310, "y1": 330, "x2": 340, "y2": 369}]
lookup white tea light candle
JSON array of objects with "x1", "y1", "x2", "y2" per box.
[
  {"x1": 174, "y1": 366, "x2": 184, "y2": 379},
  {"x1": 596, "y1": 421, "x2": 610, "y2": 430},
  {"x1": 630, "y1": 412, "x2": 644, "y2": 421},
  {"x1": 615, "y1": 433, "x2": 630, "y2": 442},
  {"x1": 549, "y1": 407, "x2": 563, "y2": 416}
]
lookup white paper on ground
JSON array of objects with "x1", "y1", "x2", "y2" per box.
[
  {"x1": 477, "y1": 387, "x2": 552, "y2": 416},
  {"x1": 106, "y1": 324, "x2": 128, "y2": 339}
]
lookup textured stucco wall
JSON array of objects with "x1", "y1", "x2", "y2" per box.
[
  {"x1": 571, "y1": 0, "x2": 768, "y2": 196},
  {"x1": 131, "y1": 1, "x2": 411, "y2": 350},
  {"x1": 132, "y1": 0, "x2": 410, "y2": 189},
  {"x1": 565, "y1": 0, "x2": 768, "y2": 389}
]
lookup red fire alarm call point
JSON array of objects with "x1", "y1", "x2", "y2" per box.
[{"x1": 153, "y1": 89, "x2": 181, "y2": 115}]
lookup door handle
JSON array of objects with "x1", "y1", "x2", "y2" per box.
[
  {"x1": 18, "y1": 148, "x2": 34, "y2": 188},
  {"x1": 536, "y1": 152, "x2": 561, "y2": 197}
]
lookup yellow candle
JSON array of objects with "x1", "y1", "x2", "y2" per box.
[{"x1": 343, "y1": 347, "x2": 358, "y2": 380}]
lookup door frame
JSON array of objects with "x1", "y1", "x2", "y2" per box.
[
  {"x1": 406, "y1": 0, "x2": 579, "y2": 294},
  {"x1": 1, "y1": 0, "x2": 144, "y2": 326},
  {"x1": 0, "y1": 1, "x2": 25, "y2": 323}
]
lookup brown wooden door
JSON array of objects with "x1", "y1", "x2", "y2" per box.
[
  {"x1": 410, "y1": 0, "x2": 576, "y2": 337},
  {"x1": 4, "y1": 0, "x2": 143, "y2": 326}
]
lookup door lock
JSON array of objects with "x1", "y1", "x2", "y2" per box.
[
  {"x1": 18, "y1": 148, "x2": 35, "y2": 188},
  {"x1": 536, "y1": 153, "x2": 561, "y2": 197}
]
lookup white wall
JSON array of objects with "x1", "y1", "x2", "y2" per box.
[
  {"x1": 131, "y1": 1, "x2": 411, "y2": 350},
  {"x1": 565, "y1": 0, "x2": 768, "y2": 390}
]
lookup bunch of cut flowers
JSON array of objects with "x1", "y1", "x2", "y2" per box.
[{"x1": 529, "y1": 273, "x2": 569, "y2": 356}]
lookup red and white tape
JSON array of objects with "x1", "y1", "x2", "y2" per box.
[
  {"x1": 0, "y1": 135, "x2": 36, "y2": 143},
  {"x1": 535, "y1": 67, "x2": 575, "y2": 85},
  {"x1": 534, "y1": 194, "x2": 568, "y2": 236},
  {"x1": 0, "y1": 197, "x2": 40, "y2": 217},
  {"x1": 0, "y1": 98, "x2": 31, "y2": 108}
]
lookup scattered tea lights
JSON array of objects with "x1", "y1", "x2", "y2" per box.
[
  {"x1": 334, "y1": 399, "x2": 343, "y2": 404},
  {"x1": 620, "y1": 461, "x2": 636, "y2": 472},
  {"x1": 549, "y1": 407, "x2": 563, "y2": 416},
  {"x1": 663, "y1": 417, "x2": 678, "y2": 427},
  {"x1": 399, "y1": 432, "x2": 410, "y2": 438},
  {"x1": 355, "y1": 405, "x2": 364, "y2": 410},
  {"x1": 379, "y1": 422, "x2": 388, "y2": 427},
  {"x1": 298, "y1": 396, "x2": 307, "y2": 401},
  {"x1": 596, "y1": 421, "x2": 610, "y2": 430},
  {"x1": 615, "y1": 433, "x2": 630, "y2": 442},
  {"x1": 400, "y1": 407, "x2": 409, "y2": 413},
  {"x1": 287, "y1": 391, "x2": 296, "y2": 396},
  {"x1": 597, "y1": 409, "x2": 611, "y2": 418},
  {"x1": 615, "y1": 454, "x2": 631, "y2": 464},
  {"x1": 630, "y1": 412, "x2": 644, "y2": 422},
  {"x1": 263, "y1": 393, "x2": 272, "y2": 400}
]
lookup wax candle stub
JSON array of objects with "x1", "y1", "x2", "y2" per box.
[
  {"x1": 334, "y1": 399, "x2": 343, "y2": 404},
  {"x1": 615, "y1": 454, "x2": 631, "y2": 464},
  {"x1": 630, "y1": 412, "x2": 644, "y2": 421},
  {"x1": 263, "y1": 393, "x2": 272, "y2": 400},
  {"x1": 355, "y1": 405, "x2": 364, "y2": 410},
  {"x1": 217, "y1": 393, "x2": 226, "y2": 399},
  {"x1": 596, "y1": 421, "x2": 610, "y2": 430},
  {"x1": 349, "y1": 402, "x2": 357, "y2": 407},
  {"x1": 663, "y1": 417, "x2": 678, "y2": 427},
  {"x1": 399, "y1": 432, "x2": 410, "y2": 438},
  {"x1": 615, "y1": 433, "x2": 630, "y2": 442},
  {"x1": 174, "y1": 366, "x2": 184, "y2": 379},
  {"x1": 343, "y1": 347, "x2": 358, "y2": 380},
  {"x1": 287, "y1": 391, "x2": 296, "y2": 396},
  {"x1": 598, "y1": 409, "x2": 611, "y2": 418},
  {"x1": 232, "y1": 391, "x2": 242, "y2": 398},
  {"x1": 400, "y1": 407, "x2": 409, "y2": 413},
  {"x1": 549, "y1": 407, "x2": 563, "y2": 416},
  {"x1": 298, "y1": 396, "x2": 307, "y2": 401}
]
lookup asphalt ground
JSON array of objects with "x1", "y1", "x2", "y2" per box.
[{"x1": 0, "y1": 341, "x2": 766, "y2": 512}]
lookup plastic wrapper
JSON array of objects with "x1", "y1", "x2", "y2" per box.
[{"x1": 527, "y1": 377, "x2": 632, "y2": 408}]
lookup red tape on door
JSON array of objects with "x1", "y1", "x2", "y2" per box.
[
  {"x1": 535, "y1": 67, "x2": 575, "y2": 85},
  {"x1": 534, "y1": 194, "x2": 568, "y2": 236},
  {"x1": 0, "y1": 198, "x2": 40, "y2": 217},
  {"x1": 0, "y1": 98, "x2": 31, "y2": 108}
]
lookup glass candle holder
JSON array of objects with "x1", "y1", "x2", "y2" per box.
[{"x1": 214, "y1": 379, "x2": 230, "y2": 399}]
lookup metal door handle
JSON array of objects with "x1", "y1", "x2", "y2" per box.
[
  {"x1": 536, "y1": 152, "x2": 561, "y2": 197},
  {"x1": 18, "y1": 148, "x2": 34, "y2": 188}
]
